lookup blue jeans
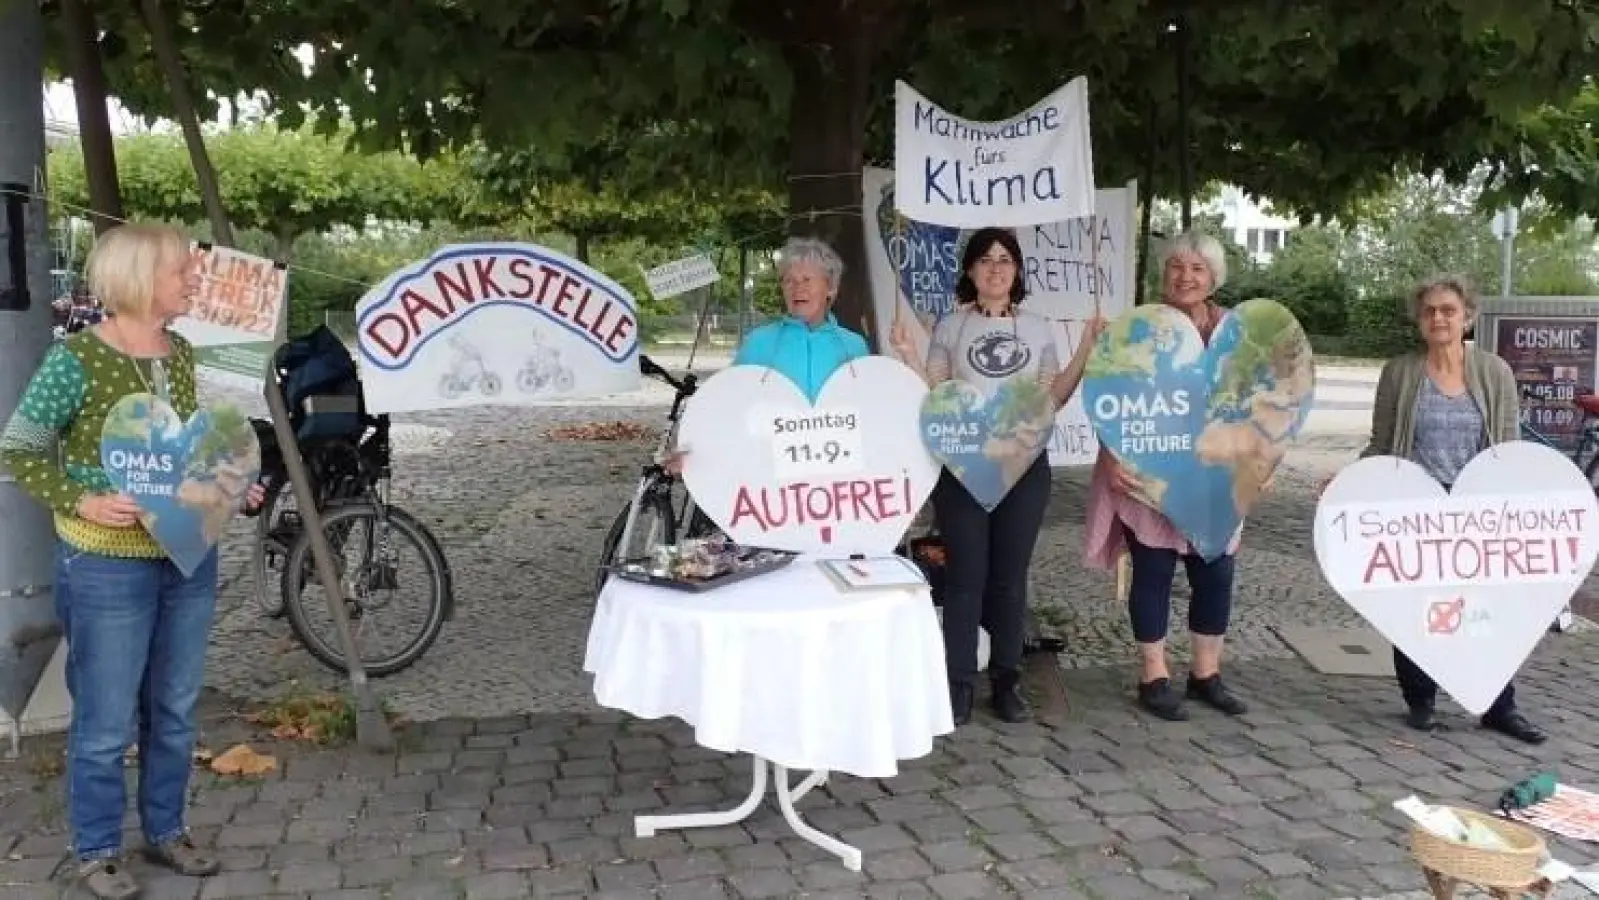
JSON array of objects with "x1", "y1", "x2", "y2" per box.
[{"x1": 54, "y1": 542, "x2": 218, "y2": 860}]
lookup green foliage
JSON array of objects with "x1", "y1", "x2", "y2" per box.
[
  {"x1": 56, "y1": 0, "x2": 1599, "y2": 222},
  {"x1": 1216, "y1": 227, "x2": 1354, "y2": 336},
  {"x1": 46, "y1": 127, "x2": 450, "y2": 253}
]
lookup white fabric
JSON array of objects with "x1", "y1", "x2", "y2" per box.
[{"x1": 584, "y1": 555, "x2": 955, "y2": 778}]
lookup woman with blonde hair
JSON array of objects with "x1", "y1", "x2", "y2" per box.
[{"x1": 1, "y1": 224, "x2": 263, "y2": 898}]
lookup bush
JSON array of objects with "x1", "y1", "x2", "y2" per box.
[{"x1": 1344, "y1": 290, "x2": 1417, "y2": 358}]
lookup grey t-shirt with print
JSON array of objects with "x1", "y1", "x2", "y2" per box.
[{"x1": 927, "y1": 308, "x2": 1060, "y2": 396}]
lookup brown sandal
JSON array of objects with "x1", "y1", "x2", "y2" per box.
[
  {"x1": 141, "y1": 835, "x2": 220, "y2": 877},
  {"x1": 77, "y1": 858, "x2": 141, "y2": 900}
]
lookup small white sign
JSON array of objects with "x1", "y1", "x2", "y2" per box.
[
  {"x1": 1313, "y1": 441, "x2": 1599, "y2": 715},
  {"x1": 643, "y1": 254, "x2": 721, "y2": 300},
  {"x1": 679, "y1": 357, "x2": 940, "y2": 555}
]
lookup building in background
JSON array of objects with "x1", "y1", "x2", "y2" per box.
[{"x1": 1213, "y1": 185, "x2": 1298, "y2": 262}]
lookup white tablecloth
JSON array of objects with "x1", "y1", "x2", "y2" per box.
[{"x1": 583, "y1": 555, "x2": 954, "y2": 779}]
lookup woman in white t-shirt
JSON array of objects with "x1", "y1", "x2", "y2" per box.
[{"x1": 890, "y1": 227, "x2": 1103, "y2": 727}]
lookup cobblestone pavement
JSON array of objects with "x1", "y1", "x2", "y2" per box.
[
  {"x1": 5, "y1": 640, "x2": 1599, "y2": 898},
  {"x1": 7, "y1": 357, "x2": 1599, "y2": 898}
]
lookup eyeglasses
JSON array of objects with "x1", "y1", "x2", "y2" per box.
[{"x1": 976, "y1": 256, "x2": 1016, "y2": 269}]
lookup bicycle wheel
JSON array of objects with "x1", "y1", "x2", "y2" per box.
[
  {"x1": 596, "y1": 482, "x2": 677, "y2": 596},
  {"x1": 249, "y1": 482, "x2": 298, "y2": 618},
  {"x1": 280, "y1": 502, "x2": 451, "y2": 677}
]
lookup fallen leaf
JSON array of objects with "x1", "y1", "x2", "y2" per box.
[
  {"x1": 544, "y1": 422, "x2": 655, "y2": 442},
  {"x1": 192, "y1": 748, "x2": 215, "y2": 764},
  {"x1": 271, "y1": 724, "x2": 301, "y2": 740},
  {"x1": 210, "y1": 744, "x2": 278, "y2": 777}
]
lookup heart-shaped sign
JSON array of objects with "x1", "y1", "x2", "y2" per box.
[
  {"x1": 678, "y1": 356, "x2": 940, "y2": 554},
  {"x1": 101, "y1": 393, "x2": 262, "y2": 576},
  {"x1": 1083, "y1": 298, "x2": 1315, "y2": 559},
  {"x1": 919, "y1": 378, "x2": 1055, "y2": 511},
  {"x1": 1314, "y1": 441, "x2": 1598, "y2": 715}
]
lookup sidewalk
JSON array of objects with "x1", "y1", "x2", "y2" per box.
[
  {"x1": 3, "y1": 641, "x2": 1596, "y2": 899},
  {"x1": 8, "y1": 357, "x2": 1587, "y2": 900}
]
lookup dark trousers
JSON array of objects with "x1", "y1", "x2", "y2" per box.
[
  {"x1": 933, "y1": 457, "x2": 1051, "y2": 687},
  {"x1": 1125, "y1": 530, "x2": 1235, "y2": 643},
  {"x1": 1393, "y1": 647, "x2": 1515, "y2": 718}
]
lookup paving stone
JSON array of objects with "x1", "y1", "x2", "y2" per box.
[
  {"x1": 275, "y1": 862, "x2": 344, "y2": 892},
  {"x1": 926, "y1": 871, "x2": 1005, "y2": 899},
  {"x1": 725, "y1": 868, "x2": 800, "y2": 898}
]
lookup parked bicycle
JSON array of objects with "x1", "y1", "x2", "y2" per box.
[
  {"x1": 1515, "y1": 388, "x2": 1598, "y2": 634},
  {"x1": 250, "y1": 327, "x2": 455, "y2": 676},
  {"x1": 594, "y1": 354, "x2": 717, "y2": 595},
  {"x1": 1519, "y1": 389, "x2": 1599, "y2": 492}
]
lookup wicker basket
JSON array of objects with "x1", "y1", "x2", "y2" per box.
[{"x1": 1409, "y1": 807, "x2": 1547, "y2": 889}]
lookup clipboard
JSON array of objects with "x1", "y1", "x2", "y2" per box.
[{"x1": 816, "y1": 556, "x2": 928, "y2": 592}]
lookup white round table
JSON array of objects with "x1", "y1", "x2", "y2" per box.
[{"x1": 583, "y1": 554, "x2": 954, "y2": 870}]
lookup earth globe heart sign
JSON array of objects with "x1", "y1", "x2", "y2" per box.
[
  {"x1": 919, "y1": 378, "x2": 1056, "y2": 511},
  {"x1": 1313, "y1": 441, "x2": 1599, "y2": 716},
  {"x1": 1083, "y1": 298, "x2": 1315, "y2": 559},
  {"x1": 100, "y1": 393, "x2": 262, "y2": 576},
  {"x1": 677, "y1": 356, "x2": 940, "y2": 555}
]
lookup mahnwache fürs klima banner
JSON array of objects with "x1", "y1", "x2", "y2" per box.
[{"x1": 894, "y1": 77, "x2": 1095, "y2": 228}]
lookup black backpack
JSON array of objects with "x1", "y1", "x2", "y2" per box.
[{"x1": 269, "y1": 325, "x2": 366, "y2": 444}]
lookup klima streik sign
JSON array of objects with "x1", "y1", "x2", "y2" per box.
[{"x1": 355, "y1": 243, "x2": 642, "y2": 413}]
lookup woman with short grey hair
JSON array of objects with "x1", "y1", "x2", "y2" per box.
[
  {"x1": 1082, "y1": 229, "x2": 1253, "y2": 722},
  {"x1": 663, "y1": 235, "x2": 868, "y2": 474},
  {"x1": 1331, "y1": 274, "x2": 1544, "y2": 744},
  {"x1": 777, "y1": 237, "x2": 845, "y2": 295}
]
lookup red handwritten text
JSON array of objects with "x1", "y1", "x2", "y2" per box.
[
  {"x1": 729, "y1": 476, "x2": 916, "y2": 532},
  {"x1": 362, "y1": 253, "x2": 636, "y2": 364},
  {"x1": 1362, "y1": 536, "x2": 1582, "y2": 585}
]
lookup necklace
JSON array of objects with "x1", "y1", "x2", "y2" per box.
[{"x1": 104, "y1": 318, "x2": 171, "y2": 401}]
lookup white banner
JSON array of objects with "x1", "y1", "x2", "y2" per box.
[
  {"x1": 862, "y1": 167, "x2": 1136, "y2": 466},
  {"x1": 894, "y1": 78, "x2": 1095, "y2": 228},
  {"x1": 354, "y1": 242, "x2": 642, "y2": 413},
  {"x1": 643, "y1": 253, "x2": 720, "y2": 300}
]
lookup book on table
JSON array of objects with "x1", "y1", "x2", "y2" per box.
[{"x1": 816, "y1": 556, "x2": 927, "y2": 592}]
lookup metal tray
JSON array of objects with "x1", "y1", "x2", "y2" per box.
[{"x1": 609, "y1": 548, "x2": 798, "y2": 593}]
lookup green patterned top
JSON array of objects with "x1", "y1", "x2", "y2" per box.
[{"x1": 0, "y1": 329, "x2": 198, "y2": 557}]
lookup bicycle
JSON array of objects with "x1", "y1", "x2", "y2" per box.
[
  {"x1": 594, "y1": 354, "x2": 718, "y2": 596},
  {"x1": 1515, "y1": 391, "x2": 1599, "y2": 635},
  {"x1": 249, "y1": 336, "x2": 455, "y2": 677},
  {"x1": 1519, "y1": 391, "x2": 1599, "y2": 493}
]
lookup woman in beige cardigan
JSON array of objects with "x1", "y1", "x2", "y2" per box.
[{"x1": 1336, "y1": 275, "x2": 1544, "y2": 743}]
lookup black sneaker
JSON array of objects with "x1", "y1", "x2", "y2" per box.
[
  {"x1": 1481, "y1": 709, "x2": 1547, "y2": 745},
  {"x1": 1137, "y1": 678, "x2": 1188, "y2": 721},
  {"x1": 949, "y1": 681, "x2": 974, "y2": 727},
  {"x1": 990, "y1": 673, "x2": 1032, "y2": 724},
  {"x1": 1405, "y1": 703, "x2": 1440, "y2": 731},
  {"x1": 1186, "y1": 674, "x2": 1248, "y2": 716}
]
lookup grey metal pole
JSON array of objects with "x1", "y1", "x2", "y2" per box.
[
  {"x1": 0, "y1": 0, "x2": 67, "y2": 756},
  {"x1": 262, "y1": 374, "x2": 392, "y2": 752},
  {"x1": 1500, "y1": 207, "x2": 1517, "y2": 299}
]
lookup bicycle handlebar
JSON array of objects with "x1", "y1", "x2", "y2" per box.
[{"x1": 639, "y1": 354, "x2": 692, "y2": 396}]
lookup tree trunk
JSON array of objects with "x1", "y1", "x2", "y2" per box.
[
  {"x1": 782, "y1": 7, "x2": 883, "y2": 344},
  {"x1": 274, "y1": 224, "x2": 296, "y2": 261},
  {"x1": 574, "y1": 232, "x2": 591, "y2": 263},
  {"x1": 138, "y1": 0, "x2": 234, "y2": 246},
  {"x1": 59, "y1": 0, "x2": 124, "y2": 235}
]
